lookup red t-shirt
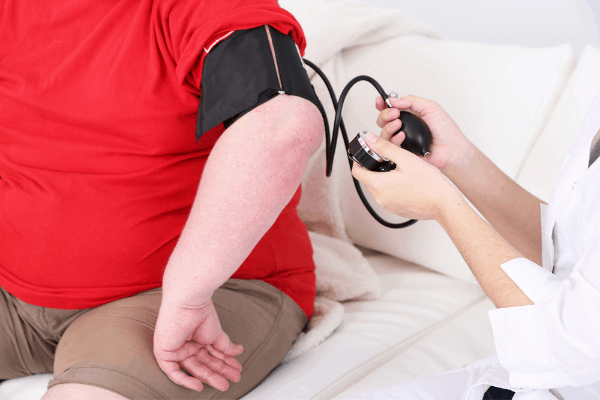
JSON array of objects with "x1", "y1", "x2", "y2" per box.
[{"x1": 0, "y1": 0, "x2": 315, "y2": 318}]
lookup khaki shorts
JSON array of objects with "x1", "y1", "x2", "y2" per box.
[{"x1": 0, "y1": 279, "x2": 307, "y2": 399}]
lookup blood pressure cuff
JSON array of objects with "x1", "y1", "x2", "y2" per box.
[{"x1": 196, "y1": 26, "x2": 320, "y2": 140}]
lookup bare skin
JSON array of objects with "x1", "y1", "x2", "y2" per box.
[
  {"x1": 156, "y1": 94, "x2": 323, "y2": 391},
  {"x1": 42, "y1": 384, "x2": 129, "y2": 400},
  {"x1": 42, "y1": 94, "x2": 324, "y2": 399},
  {"x1": 375, "y1": 96, "x2": 544, "y2": 265},
  {"x1": 352, "y1": 95, "x2": 539, "y2": 309}
]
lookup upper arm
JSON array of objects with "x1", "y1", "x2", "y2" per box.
[
  {"x1": 196, "y1": 25, "x2": 324, "y2": 151},
  {"x1": 224, "y1": 93, "x2": 324, "y2": 158}
]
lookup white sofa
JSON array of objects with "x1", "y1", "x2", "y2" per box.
[{"x1": 3, "y1": 3, "x2": 600, "y2": 400}]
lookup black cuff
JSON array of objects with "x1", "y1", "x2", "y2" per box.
[{"x1": 196, "y1": 26, "x2": 319, "y2": 140}]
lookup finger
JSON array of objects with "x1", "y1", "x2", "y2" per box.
[
  {"x1": 376, "y1": 96, "x2": 386, "y2": 111},
  {"x1": 363, "y1": 132, "x2": 407, "y2": 163},
  {"x1": 206, "y1": 345, "x2": 243, "y2": 371},
  {"x1": 196, "y1": 347, "x2": 242, "y2": 382},
  {"x1": 376, "y1": 96, "x2": 414, "y2": 112},
  {"x1": 351, "y1": 160, "x2": 380, "y2": 184},
  {"x1": 376, "y1": 107, "x2": 401, "y2": 129},
  {"x1": 156, "y1": 341, "x2": 202, "y2": 362},
  {"x1": 212, "y1": 331, "x2": 244, "y2": 357},
  {"x1": 398, "y1": 95, "x2": 437, "y2": 117},
  {"x1": 181, "y1": 357, "x2": 231, "y2": 392},
  {"x1": 381, "y1": 119, "x2": 402, "y2": 141},
  {"x1": 375, "y1": 96, "x2": 412, "y2": 111},
  {"x1": 158, "y1": 359, "x2": 205, "y2": 392},
  {"x1": 390, "y1": 131, "x2": 406, "y2": 147},
  {"x1": 379, "y1": 95, "x2": 438, "y2": 121}
]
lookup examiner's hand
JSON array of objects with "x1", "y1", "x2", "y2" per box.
[
  {"x1": 154, "y1": 299, "x2": 244, "y2": 392},
  {"x1": 376, "y1": 95, "x2": 471, "y2": 171},
  {"x1": 352, "y1": 132, "x2": 463, "y2": 220}
]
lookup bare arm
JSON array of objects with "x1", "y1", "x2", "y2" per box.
[
  {"x1": 153, "y1": 94, "x2": 323, "y2": 391},
  {"x1": 377, "y1": 96, "x2": 545, "y2": 265},
  {"x1": 352, "y1": 133, "x2": 533, "y2": 308},
  {"x1": 442, "y1": 141, "x2": 545, "y2": 266},
  {"x1": 162, "y1": 94, "x2": 323, "y2": 306},
  {"x1": 437, "y1": 197, "x2": 534, "y2": 308}
]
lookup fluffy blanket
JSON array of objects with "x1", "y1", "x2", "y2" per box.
[{"x1": 280, "y1": 0, "x2": 440, "y2": 360}]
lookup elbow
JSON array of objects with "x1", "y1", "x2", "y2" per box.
[
  {"x1": 295, "y1": 96, "x2": 325, "y2": 156},
  {"x1": 269, "y1": 94, "x2": 325, "y2": 158},
  {"x1": 225, "y1": 94, "x2": 325, "y2": 167}
]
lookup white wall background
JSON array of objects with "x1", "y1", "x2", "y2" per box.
[{"x1": 357, "y1": 0, "x2": 600, "y2": 58}]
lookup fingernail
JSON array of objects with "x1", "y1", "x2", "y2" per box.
[
  {"x1": 391, "y1": 109, "x2": 399, "y2": 117},
  {"x1": 366, "y1": 132, "x2": 378, "y2": 145}
]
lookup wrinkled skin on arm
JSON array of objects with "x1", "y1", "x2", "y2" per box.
[{"x1": 154, "y1": 94, "x2": 324, "y2": 392}]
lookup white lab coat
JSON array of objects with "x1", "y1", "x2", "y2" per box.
[{"x1": 344, "y1": 89, "x2": 600, "y2": 400}]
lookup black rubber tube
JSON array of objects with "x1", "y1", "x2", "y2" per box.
[{"x1": 303, "y1": 59, "x2": 417, "y2": 229}]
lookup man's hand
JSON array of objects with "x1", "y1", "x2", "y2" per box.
[{"x1": 154, "y1": 300, "x2": 244, "y2": 392}]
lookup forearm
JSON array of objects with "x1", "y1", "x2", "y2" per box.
[
  {"x1": 442, "y1": 140, "x2": 545, "y2": 265},
  {"x1": 162, "y1": 96, "x2": 323, "y2": 306},
  {"x1": 438, "y1": 196, "x2": 534, "y2": 308},
  {"x1": 353, "y1": 132, "x2": 534, "y2": 308}
]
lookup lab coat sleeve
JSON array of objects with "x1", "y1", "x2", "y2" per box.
[{"x1": 487, "y1": 254, "x2": 600, "y2": 389}]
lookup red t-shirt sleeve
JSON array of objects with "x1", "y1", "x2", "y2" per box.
[{"x1": 155, "y1": 0, "x2": 307, "y2": 94}]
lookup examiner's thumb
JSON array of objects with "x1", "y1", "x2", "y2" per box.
[{"x1": 365, "y1": 132, "x2": 397, "y2": 160}]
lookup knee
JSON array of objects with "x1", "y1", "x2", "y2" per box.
[{"x1": 42, "y1": 383, "x2": 129, "y2": 400}]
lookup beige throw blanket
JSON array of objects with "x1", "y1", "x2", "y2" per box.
[{"x1": 280, "y1": 0, "x2": 440, "y2": 361}]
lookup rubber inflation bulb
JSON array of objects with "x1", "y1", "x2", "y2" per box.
[{"x1": 395, "y1": 111, "x2": 432, "y2": 156}]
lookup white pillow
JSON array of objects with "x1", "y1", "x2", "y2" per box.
[
  {"x1": 336, "y1": 36, "x2": 576, "y2": 282},
  {"x1": 516, "y1": 45, "x2": 600, "y2": 203}
]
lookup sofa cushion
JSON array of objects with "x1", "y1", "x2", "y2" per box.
[
  {"x1": 330, "y1": 298, "x2": 497, "y2": 399},
  {"x1": 338, "y1": 35, "x2": 576, "y2": 282},
  {"x1": 0, "y1": 254, "x2": 486, "y2": 400},
  {"x1": 241, "y1": 252, "x2": 485, "y2": 400}
]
